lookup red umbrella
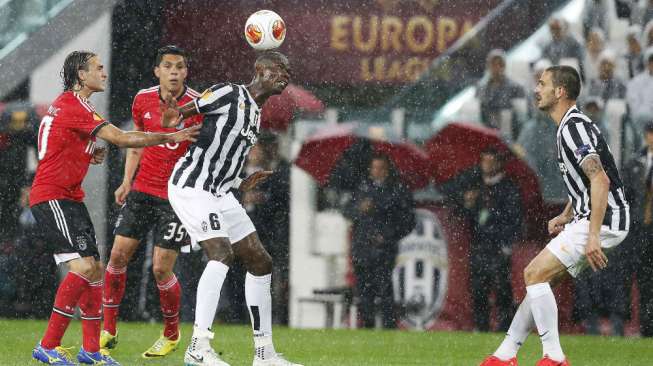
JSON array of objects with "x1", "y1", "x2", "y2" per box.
[
  {"x1": 294, "y1": 129, "x2": 431, "y2": 191},
  {"x1": 424, "y1": 122, "x2": 544, "y2": 235},
  {"x1": 261, "y1": 83, "x2": 325, "y2": 132}
]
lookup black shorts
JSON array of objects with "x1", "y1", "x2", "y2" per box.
[
  {"x1": 31, "y1": 200, "x2": 100, "y2": 263},
  {"x1": 114, "y1": 190, "x2": 188, "y2": 250}
]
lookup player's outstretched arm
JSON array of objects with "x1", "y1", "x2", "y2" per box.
[{"x1": 95, "y1": 123, "x2": 200, "y2": 148}]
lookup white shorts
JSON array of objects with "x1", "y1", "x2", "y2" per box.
[
  {"x1": 168, "y1": 183, "x2": 256, "y2": 251},
  {"x1": 546, "y1": 218, "x2": 628, "y2": 278}
]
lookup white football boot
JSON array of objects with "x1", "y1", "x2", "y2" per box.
[
  {"x1": 183, "y1": 327, "x2": 230, "y2": 366},
  {"x1": 253, "y1": 353, "x2": 304, "y2": 366}
]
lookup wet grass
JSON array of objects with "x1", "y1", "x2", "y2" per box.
[{"x1": 2, "y1": 318, "x2": 652, "y2": 365}]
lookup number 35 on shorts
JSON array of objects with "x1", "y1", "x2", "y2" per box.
[{"x1": 163, "y1": 222, "x2": 187, "y2": 242}]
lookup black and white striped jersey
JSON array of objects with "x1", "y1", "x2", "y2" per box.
[
  {"x1": 556, "y1": 105, "x2": 629, "y2": 231},
  {"x1": 170, "y1": 82, "x2": 260, "y2": 196}
]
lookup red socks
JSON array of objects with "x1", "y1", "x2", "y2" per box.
[
  {"x1": 79, "y1": 280, "x2": 103, "y2": 352},
  {"x1": 157, "y1": 274, "x2": 181, "y2": 340},
  {"x1": 41, "y1": 272, "x2": 90, "y2": 349},
  {"x1": 102, "y1": 264, "x2": 127, "y2": 336},
  {"x1": 103, "y1": 265, "x2": 181, "y2": 340}
]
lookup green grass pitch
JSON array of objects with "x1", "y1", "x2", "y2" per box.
[{"x1": 2, "y1": 319, "x2": 653, "y2": 365}]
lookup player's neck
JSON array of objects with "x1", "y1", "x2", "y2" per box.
[
  {"x1": 549, "y1": 100, "x2": 576, "y2": 126},
  {"x1": 75, "y1": 87, "x2": 94, "y2": 100},
  {"x1": 160, "y1": 85, "x2": 184, "y2": 100},
  {"x1": 246, "y1": 84, "x2": 268, "y2": 107}
]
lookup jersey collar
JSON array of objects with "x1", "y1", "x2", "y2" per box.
[
  {"x1": 157, "y1": 85, "x2": 187, "y2": 103},
  {"x1": 557, "y1": 104, "x2": 578, "y2": 136}
]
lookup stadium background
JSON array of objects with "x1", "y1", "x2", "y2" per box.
[{"x1": 1, "y1": 0, "x2": 653, "y2": 364}]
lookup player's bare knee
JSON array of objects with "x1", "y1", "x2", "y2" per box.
[
  {"x1": 201, "y1": 239, "x2": 234, "y2": 266},
  {"x1": 70, "y1": 257, "x2": 96, "y2": 279},
  {"x1": 152, "y1": 264, "x2": 174, "y2": 283},
  {"x1": 109, "y1": 247, "x2": 131, "y2": 268},
  {"x1": 92, "y1": 261, "x2": 105, "y2": 282},
  {"x1": 247, "y1": 251, "x2": 272, "y2": 276},
  {"x1": 523, "y1": 262, "x2": 546, "y2": 286}
]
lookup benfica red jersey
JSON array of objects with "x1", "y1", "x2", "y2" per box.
[
  {"x1": 131, "y1": 86, "x2": 202, "y2": 199},
  {"x1": 30, "y1": 91, "x2": 108, "y2": 206}
]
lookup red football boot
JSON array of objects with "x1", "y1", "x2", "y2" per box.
[
  {"x1": 536, "y1": 356, "x2": 570, "y2": 366},
  {"x1": 479, "y1": 355, "x2": 518, "y2": 366}
]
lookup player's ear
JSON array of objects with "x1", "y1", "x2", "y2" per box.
[
  {"x1": 77, "y1": 68, "x2": 86, "y2": 83},
  {"x1": 154, "y1": 66, "x2": 161, "y2": 79},
  {"x1": 554, "y1": 86, "x2": 562, "y2": 99}
]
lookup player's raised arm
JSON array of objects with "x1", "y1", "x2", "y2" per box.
[{"x1": 95, "y1": 123, "x2": 200, "y2": 148}]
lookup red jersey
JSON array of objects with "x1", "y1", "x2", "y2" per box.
[
  {"x1": 131, "y1": 86, "x2": 202, "y2": 199},
  {"x1": 30, "y1": 91, "x2": 108, "y2": 206}
]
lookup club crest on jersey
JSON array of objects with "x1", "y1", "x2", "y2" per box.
[
  {"x1": 201, "y1": 221, "x2": 208, "y2": 232},
  {"x1": 144, "y1": 112, "x2": 151, "y2": 119},
  {"x1": 76, "y1": 235, "x2": 88, "y2": 250}
]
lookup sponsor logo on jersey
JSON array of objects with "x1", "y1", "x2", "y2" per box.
[
  {"x1": 201, "y1": 221, "x2": 208, "y2": 232},
  {"x1": 144, "y1": 112, "x2": 151, "y2": 119},
  {"x1": 393, "y1": 209, "x2": 449, "y2": 330},
  {"x1": 240, "y1": 124, "x2": 258, "y2": 146}
]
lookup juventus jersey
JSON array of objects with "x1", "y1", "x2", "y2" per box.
[
  {"x1": 170, "y1": 83, "x2": 260, "y2": 196},
  {"x1": 556, "y1": 105, "x2": 629, "y2": 231}
]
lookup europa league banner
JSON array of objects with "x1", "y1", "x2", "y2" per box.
[{"x1": 162, "y1": 0, "x2": 501, "y2": 85}]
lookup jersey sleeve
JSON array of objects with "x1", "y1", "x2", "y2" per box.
[
  {"x1": 132, "y1": 94, "x2": 143, "y2": 129},
  {"x1": 562, "y1": 121, "x2": 599, "y2": 166},
  {"x1": 194, "y1": 83, "x2": 235, "y2": 115},
  {"x1": 59, "y1": 106, "x2": 108, "y2": 136}
]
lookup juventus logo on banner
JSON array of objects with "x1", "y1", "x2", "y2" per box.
[{"x1": 392, "y1": 208, "x2": 449, "y2": 330}]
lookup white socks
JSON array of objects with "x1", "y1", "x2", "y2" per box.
[
  {"x1": 494, "y1": 296, "x2": 534, "y2": 360},
  {"x1": 245, "y1": 272, "x2": 275, "y2": 359},
  {"x1": 194, "y1": 260, "x2": 229, "y2": 333},
  {"x1": 527, "y1": 283, "x2": 565, "y2": 362}
]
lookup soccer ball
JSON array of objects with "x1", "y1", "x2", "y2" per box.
[{"x1": 244, "y1": 10, "x2": 286, "y2": 50}]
